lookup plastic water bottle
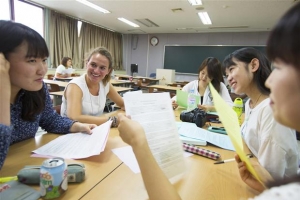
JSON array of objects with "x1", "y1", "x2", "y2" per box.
[
  {"x1": 233, "y1": 98, "x2": 243, "y2": 125},
  {"x1": 187, "y1": 89, "x2": 197, "y2": 111}
]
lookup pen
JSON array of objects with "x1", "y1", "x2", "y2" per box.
[
  {"x1": 182, "y1": 143, "x2": 221, "y2": 160},
  {"x1": 0, "y1": 176, "x2": 17, "y2": 183},
  {"x1": 214, "y1": 154, "x2": 254, "y2": 164}
]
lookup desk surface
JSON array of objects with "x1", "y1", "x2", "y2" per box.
[
  {"x1": 115, "y1": 74, "x2": 159, "y2": 82},
  {"x1": 82, "y1": 109, "x2": 257, "y2": 200},
  {"x1": 1, "y1": 109, "x2": 257, "y2": 200},
  {"x1": 0, "y1": 111, "x2": 126, "y2": 199}
]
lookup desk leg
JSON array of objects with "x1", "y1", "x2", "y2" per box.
[{"x1": 148, "y1": 88, "x2": 154, "y2": 93}]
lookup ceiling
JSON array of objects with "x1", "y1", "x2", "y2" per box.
[{"x1": 30, "y1": 0, "x2": 298, "y2": 34}]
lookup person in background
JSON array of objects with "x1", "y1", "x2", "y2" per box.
[
  {"x1": 60, "y1": 47, "x2": 124, "y2": 127},
  {"x1": 172, "y1": 57, "x2": 233, "y2": 112},
  {"x1": 0, "y1": 20, "x2": 96, "y2": 170},
  {"x1": 223, "y1": 47, "x2": 299, "y2": 191},
  {"x1": 54, "y1": 57, "x2": 73, "y2": 79}
]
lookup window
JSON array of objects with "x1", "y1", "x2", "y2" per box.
[
  {"x1": 0, "y1": 0, "x2": 10, "y2": 20},
  {"x1": 14, "y1": 0, "x2": 44, "y2": 37}
]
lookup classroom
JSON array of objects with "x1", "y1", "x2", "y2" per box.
[{"x1": 1, "y1": 0, "x2": 299, "y2": 199}]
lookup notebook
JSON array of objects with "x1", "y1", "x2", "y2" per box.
[{"x1": 176, "y1": 90, "x2": 200, "y2": 108}]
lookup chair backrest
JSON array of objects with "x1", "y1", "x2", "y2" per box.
[
  {"x1": 149, "y1": 73, "x2": 156, "y2": 78},
  {"x1": 47, "y1": 83, "x2": 60, "y2": 92},
  {"x1": 47, "y1": 74, "x2": 54, "y2": 80},
  {"x1": 53, "y1": 105, "x2": 61, "y2": 115}
]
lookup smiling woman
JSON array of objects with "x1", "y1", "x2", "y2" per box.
[{"x1": 60, "y1": 47, "x2": 125, "y2": 127}]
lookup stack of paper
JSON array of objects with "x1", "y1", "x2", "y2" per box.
[
  {"x1": 32, "y1": 120, "x2": 112, "y2": 159},
  {"x1": 177, "y1": 122, "x2": 234, "y2": 151}
]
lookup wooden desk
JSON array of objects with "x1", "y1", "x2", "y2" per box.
[
  {"x1": 82, "y1": 109, "x2": 257, "y2": 200},
  {"x1": 114, "y1": 86, "x2": 132, "y2": 93},
  {"x1": 49, "y1": 91, "x2": 64, "y2": 96},
  {"x1": 55, "y1": 77, "x2": 74, "y2": 82},
  {"x1": 43, "y1": 79, "x2": 69, "y2": 88},
  {"x1": 49, "y1": 87, "x2": 132, "y2": 97},
  {"x1": 1, "y1": 112, "x2": 127, "y2": 199},
  {"x1": 147, "y1": 84, "x2": 182, "y2": 93},
  {"x1": 115, "y1": 74, "x2": 159, "y2": 84},
  {"x1": 110, "y1": 79, "x2": 135, "y2": 87}
]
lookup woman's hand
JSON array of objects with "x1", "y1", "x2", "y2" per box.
[
  {"x1": 197, "y1": 104, "x2": 208, "y2": 112},
  {"x1": 117, "y1": 113, "x2": 147, "y2": 147},
  {"x1": 235, "y1": 154, "x2": 273, "y2": 192},
  {"x1": 172, "y1": 100, "x2": 178, "y2": 110},
  {"x1": 70, "y1": 122, "x2": 97, "y2": 134}
]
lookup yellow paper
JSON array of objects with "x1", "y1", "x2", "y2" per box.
[{"x1": 209, "y1": 83, "x2": 265, "y2": 187}]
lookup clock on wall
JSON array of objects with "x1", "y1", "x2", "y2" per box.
[{"x1": 150, "y1": 36, "x2": 159, "y2": 46}]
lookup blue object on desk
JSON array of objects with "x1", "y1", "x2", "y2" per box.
[{"x1": 208, "y1": 126, "x2": 227, "y2": 135}]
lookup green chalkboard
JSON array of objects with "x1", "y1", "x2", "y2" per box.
[{"x1": 164, "y1": 46, "x2": 266, "y2": 74}]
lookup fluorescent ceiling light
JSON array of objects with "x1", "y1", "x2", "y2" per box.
[
  {"x1": 198, "y1": 12, "x2": 212, "y2": 25},
  {"x1": 76, "y1": 0, "x2": 110, "y2": 14},
  {"x1": 188, "y1": 0, "x2": 202, "y2": 6},
  {"x1": 118, "y1": 18, "x2": 140, "y2": 28}
]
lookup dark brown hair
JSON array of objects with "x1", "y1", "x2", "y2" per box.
[
  {"x1": 61, "y1": 57, "x2": 71, "y2": 67},
  {"x1": 198, "y1": 57, "x2": 223, "y2": 93},
  {"x1": 0, "y1": 20, "x2": 48, "y2": 121}
]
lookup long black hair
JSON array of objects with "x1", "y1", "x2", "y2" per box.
[
  {"x1": 222, "y1": 47, "x2": 271, "y2": 95},
  {"x1": 0, "y1": 20, "x2": 49, "y2": 121}
]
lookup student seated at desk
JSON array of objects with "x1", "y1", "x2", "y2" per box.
[
  {"x1": 116, "y1": 4, "x2": 300, "y2": 199},
  {"x1": 55, "y1": 57, "x2": 73, "y2": 79},
  {"x1": 223, "y1": 47, "x2": 299, "y2": 188},
  {"x1": 0, "y1": 20, "x2": 96, "y2": 170},
  {"x1": 60, "y1": 47, "x2": 124, "y2": 127},
  {"x1": 171, "y1": 57, "x2": 233, "y2": 111}
]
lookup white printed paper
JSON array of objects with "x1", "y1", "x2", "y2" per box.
[
  {"x1": 32, "y1": 120, "x2": 112, "y2": 159},
  {"x1": 177, "y1": 122, "x2": 234, "y2": 151},
  {"x1": 124, "y1": 93, "x2": 186, "y2": 179}
]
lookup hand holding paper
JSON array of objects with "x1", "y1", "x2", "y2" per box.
[{"x1": 208, "y1": 83, "x2": 266, "y2": 188}]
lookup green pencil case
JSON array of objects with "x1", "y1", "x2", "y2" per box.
[{"x1": 17, "y1": 163, "x2": 85, "y2": 184}]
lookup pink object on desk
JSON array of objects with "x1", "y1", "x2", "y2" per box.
[{"x1": 182, "y1": 143, "x2": 221, "y2": 160}]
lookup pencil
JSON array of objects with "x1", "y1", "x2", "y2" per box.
[{"x1": 214, "y1": 154, "x2": 253, "y2": 164}]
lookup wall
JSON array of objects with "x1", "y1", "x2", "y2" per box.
[{"x1": 122, "y1": 32, "x2": 269, "y2": 81}]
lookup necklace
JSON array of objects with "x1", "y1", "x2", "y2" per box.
[{"x1": 248, "y1": 93, "x2": 262, "y2": 116}]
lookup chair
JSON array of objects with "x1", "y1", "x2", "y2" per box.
[
  {"x1": 149, "y1": 73, "x2": 156, "y2": 78},
  {"x1": 47, "y1": 83, "x2": 60, "y2": 92},
  {"x1": 53, "y1": 105, "x2": 61, "y2": 115}
]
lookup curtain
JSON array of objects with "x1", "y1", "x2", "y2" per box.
[
  {"x1": 49, "y1": 11, "x2": 80, "y2": 68},
  {"x1": 79, "y1": 22, "x2": 123, "y2": 70}
]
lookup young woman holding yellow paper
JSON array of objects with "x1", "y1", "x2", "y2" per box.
[
  {"x1": 223, "y1": 47, "x2": 298, "y2": 185},
  {"x1": 171, "y1": 57, "x2": 232, "y2": 111},
  {"x1": 116, "y1": 2, "x2": 300, "y2": 199}
]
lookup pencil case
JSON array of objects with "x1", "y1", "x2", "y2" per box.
[
  {"x1": 17, "y1": 163, "x2": 85, "y2": 184},
  {"x1": 182, "y1": 143, "x2": 221, "y2": 160},
  {"x1": 208, "y1": 126, "x2": 227, "y2": 135}
]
